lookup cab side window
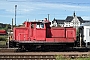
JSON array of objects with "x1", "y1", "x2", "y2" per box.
[
  {"x1": 36, "y1": 23, "x2": 44, "y2": 28},
  {"x1": 41, "y1": 23, "x2": 44, "y2": 28}
]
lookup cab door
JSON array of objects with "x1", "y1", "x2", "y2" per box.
[{"x1": 36, "y1": 23, "x2": 46, "y2": 41}]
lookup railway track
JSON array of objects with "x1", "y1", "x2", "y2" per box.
[
  {"x1": 0, "y1": 52, "x2": 90, "y2": 60},
  {"x1": 0, "y1": 48, "x2": 90, "y2": 60},
  {"x1": 0, "y1": 48, "x2": 17, "y2": 52},
  {"x1": 0, "y1": 54, "x2": 56, "y2": 60}
]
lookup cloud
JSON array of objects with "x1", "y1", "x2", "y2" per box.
[
  {"x1": 5, "y1": 8, "x2": 34, "y2": 14},
  {"x1": 0, "y1": 0, "x2": 90, "y2": 19},
  {"x1": 6, "y1": 0, "x2": 27, "y2": 2},
  {"x1": 35, "y1": 3, "x2": 90, "y2": 11},
  {"x1": 0, "y1": 0, "x2": 90, "y2": 25},
  {"x1": 82, "y1": 16, "x2": 90, "y2": 20},
  {"x1": 19, "y1": 9, "x2": 30, "y2": 12},
  {"x1": 0, "y1": 1, "x2": 90, "y2": 14}
]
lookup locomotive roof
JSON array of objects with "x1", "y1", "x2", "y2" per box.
[{"x1": 24, "y1": 20, "x2": 50, "y2": 23}]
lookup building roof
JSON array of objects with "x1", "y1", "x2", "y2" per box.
[
  {"x1": 53, "y1": 18, "x2": 65, "y2": 24},
  {"x1": 81, "y1": 22, "x2": 90, "y2": 26},
  {"x1": 53, "y1": 15, "x2": 90, "y2": 24},
  {"x1": 57, "y1": 20, "x2": 65, "y2": 24},
  {"x1": 77, "y1": 17, "x2": 84, "y2": 23},
  {"x1": 65, "y1": 16, "x2": 73, "y2": 22},
  {"x1": 83, "y1": 20, "x2": 90, "y2": 23},
  {"x1": 65, "y1": 16, "x2": 84, "y2": 22}
]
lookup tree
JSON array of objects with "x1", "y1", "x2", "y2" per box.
[{"x1": 76, "y1": 28, "x2": 79, "y2": 37}]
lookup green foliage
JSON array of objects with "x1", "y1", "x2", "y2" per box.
[
  {"x1": 56, "y1": 55, "x2": 90, "y2": 60},
  {"x1": 0, "y1": 36, "x2": 7, "y2": 41},
  {"x1": 55, "y1": 55, "x2": 65, "y2": 60},
  {"x1": 57, "y1": 24, "x2": 61, "y2": 27},
  {"x1": 76, "y1": 28, "x2": 79, "y2": 36},
  {"x1": 0, "y1": 24, "x2": 9, "y2": 31},
  {"x1": 17, "y1": 25, "x2": 23, "y2": 27},
  {"x1": 0, "y1": 41, "x2": 6, "y2": 46},
  {"x1": 76, "y1": 57, "x2": 90, "y2": 60},
  {"x1": 52, "y1": 25, "x2": 56, "y2": 27}
]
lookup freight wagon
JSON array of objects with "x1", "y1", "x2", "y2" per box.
[{"x1": 0, "y1": 30, "x2": 7, "y2": 35}]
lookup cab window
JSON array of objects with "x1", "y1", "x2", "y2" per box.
[{"x1": 36, "y1": 23, "x2": 44, "y2": 28}]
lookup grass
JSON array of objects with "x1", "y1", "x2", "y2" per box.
[
  {"x1": 76, "y1": 57, "x2": 90, "y2": 60},
  {"x1": 55, "y1": 55, "x2": 90, "y2": 60},
  {"x1": 0, "y1": 35, "x2": 8, "y2": 47},
  {"x1": 0, "y1": 41, "x2": 6, "y2": 46},
  {"x1": 0, "y1": 41, "x2": 7, "y2": 48},
  {"x1": 0, "y1": 35, "x2": 8, "y2": 41}
]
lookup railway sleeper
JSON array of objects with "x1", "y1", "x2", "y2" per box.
[{"x1": 0, "y1": 55, "x2": 56, "y2": 60}]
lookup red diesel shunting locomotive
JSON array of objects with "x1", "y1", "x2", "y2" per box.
[{"x1": 9, "y1": 18, "x2": 76, "y2": 51}]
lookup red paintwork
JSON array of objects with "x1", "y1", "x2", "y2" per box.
[
  {"x1": 0, "y1": 30, "x2": 6, "y2": 34},
  {"x1": 35, "y1": 29, "x2": 46, "y2": 41},
  {"x1": 13, "y1": 19, "x2": 76, "y2": 43},
  {"x1": 14, "y1": 27, "x2": 29, "y2": 41},
  {"x1": 47, "y1": 28, "x2": 65, "y2": 38}
]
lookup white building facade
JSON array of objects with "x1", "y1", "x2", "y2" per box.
[{"x1": 52, "y1": 12, "x2": 90, "y2": 29}]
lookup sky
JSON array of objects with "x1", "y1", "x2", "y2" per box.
[{"x1": 1, "y1": 0, "x2": 90, "y2": 25}]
